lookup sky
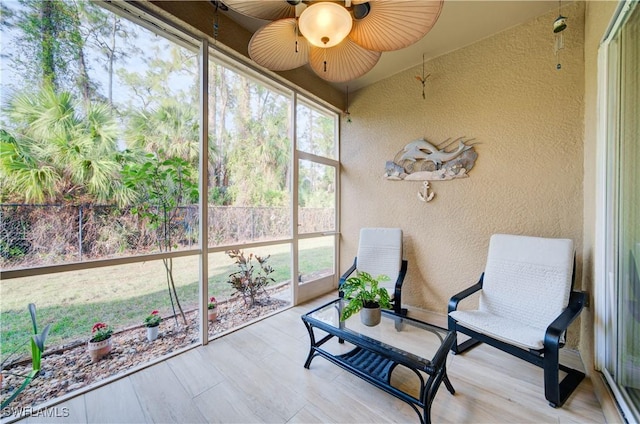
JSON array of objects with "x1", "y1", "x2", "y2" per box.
[{"x1": 0, "y1": 0, "x2": 197, "y2": 111}]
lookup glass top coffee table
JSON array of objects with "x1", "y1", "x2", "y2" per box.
[{"x1": 301, "y1": 298, "x2": 456, "y2": 424}]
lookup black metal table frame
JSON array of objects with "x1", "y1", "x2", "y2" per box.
[{"x1": 301, "y1": 299, "x2": 456, "y2": 424}]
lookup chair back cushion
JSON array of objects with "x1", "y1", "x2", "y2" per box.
[
  {"x1": 479, "y1": 234, "x2": 574, "y2": 331},
  {"x1": 357, "y1": 228, "x2": 403, "y2": 292}
]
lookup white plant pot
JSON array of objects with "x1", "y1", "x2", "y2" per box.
[
  {"x1": 146, "y1": 325, "x2": 159, "y2": 342},
  {"x1": 360, "y1": 306, "x2": 381, "y2": 327}
]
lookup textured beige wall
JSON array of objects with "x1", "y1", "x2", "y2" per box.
[{"x1": 341, "y1": 2, "x2": 585, "y2": 344}]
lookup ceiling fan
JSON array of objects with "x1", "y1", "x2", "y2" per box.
[{"x1": 218, "y1": 0, "x2": 443, "y2": 83}]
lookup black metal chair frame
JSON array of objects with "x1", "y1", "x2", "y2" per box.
[
  {"x1": 448, "y1": 268, "x2": 587, "y2": 408},
  {"x1": 339, "y1": 256, "x2": 408, "y2": 316}
]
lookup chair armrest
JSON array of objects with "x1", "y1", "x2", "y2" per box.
[
  {"x1": 544, "y1": 291, "x2": 586, "y2": 346},
  {"x1": 394, "y1": 259, "x2": 408, "y2": 293},
  {"x1": 448, "y1": 273, "x2": 484, "y2": 314},
  {"x1": 339, "y1": 258, "x2": 358, "y2": 290},
  {"x1": 392, "y1": 259, "x2": 409, "y2": 314}
]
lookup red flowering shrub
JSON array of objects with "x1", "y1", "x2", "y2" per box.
[
  {"x1": 143, "y1": 310, "x2": 162, "y2": 327},
  {"x1": 208, "y1": 297, "x2": 217, "y2": 310},
  {"x1": 91, "y1": 322, "x2": 113, "y2": 342}
]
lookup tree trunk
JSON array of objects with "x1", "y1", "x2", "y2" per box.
[
  {"x1": 77, "y1": 46, "x2": 91, "y2": 103},
  {"x1": 40, "y1": 1, "x2": 56, "y2": 88},
  {"x1": 107, "y1": 15, "x2": 117, "y2": 105}
]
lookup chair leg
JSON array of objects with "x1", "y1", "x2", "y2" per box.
[
  {"x1": 544, "y1": 344, "x2": 560, "y2": 407},
  {"x1": 543, "y1": 345, "x2": 586, "y2": 407},
  {"x1": 393, "y1": 300, "x2": 407, "y2": 332},
  {"x1": 448, "y1": 320, "x2": 482, "y2": 354},
  {"x1": 451, "y1": 336, "x2": 481, "y2": 355},
  {"x1": 393, "y1": 299, "x2": 407, "y2": 317},
  {"x1": 394, "y1": 316, "x2": 406, "y2": 331}
]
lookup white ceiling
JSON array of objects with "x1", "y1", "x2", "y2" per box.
[{"x1": 221, "y1": 1, "x2": 561, "y2": 92}]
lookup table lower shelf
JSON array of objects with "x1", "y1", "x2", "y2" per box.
[{"x1": 337, "y1": 347, "x2": 395, "y2": 385}]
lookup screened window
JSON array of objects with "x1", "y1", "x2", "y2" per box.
[
  {"x1": 0, "y1": 1, "x2": 200, "y2": 268},
  {"x1": 295, "y1": 100, "x2": 339, "y2": 291},
  {"x1": 207, "y1": 60, "x2": 292, "y2": 247},
  {"x1": 0, "y1": 0, "x2": 340, "y2": 412}
]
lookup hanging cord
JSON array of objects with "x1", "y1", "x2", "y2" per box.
[
  {"x1": 323, "y1": 48, "x2": 327, "y2": 73},
  {"x1": 294, "y1": 2, "x2": 304, "y2": 54},
  {"x1": 344, "y1": 86, "x2": 352, "y2": 123},
  {"x1": 213, "y1": 2, "x2": 220, "y2": 42},
  {"x1": 415, "y1": 53, "x2": 430, "y2": 99},
  {"x1": 554, "y1": 30, "x2": 564, "y2": 70}
]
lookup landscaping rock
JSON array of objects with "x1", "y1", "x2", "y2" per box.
[{"x1": 1, "y1": 295, "x2": 289, "y2": 418}]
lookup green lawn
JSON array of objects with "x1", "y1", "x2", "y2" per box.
[{"x1": 0, "y1": 240, "x2": 333, "y2": 364}]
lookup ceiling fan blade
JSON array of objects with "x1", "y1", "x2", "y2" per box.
[
  {"x1": 249, "y1": 19, "x2": 309, "y2": 71},
  {"x1": 349, "y1": 0, "x2": 443, "y2": 52},
  {"x1": 309, "y1": 38, "x2": 381, "y2": 83},
  {"x1": 223, "y1": 0, "x2": 299, "y2": 20}
]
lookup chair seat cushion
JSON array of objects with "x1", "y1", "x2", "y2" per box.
[{"x1": 449, "y1": 310, "x2": 545, "y2": 350}]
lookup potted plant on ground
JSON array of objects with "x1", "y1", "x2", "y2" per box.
[
  {"x1": 340, "y1": 272, "x2": 391, "y2": 326},
  {"x1": 88, "y1": 322, "x2": 113, "y2": 363},
  {"x1": 144, "y1": 310, "x2": 162, "y2": 341},
  {"x1": 207, "y1": 297, "x2": 218, "y2": 321}
]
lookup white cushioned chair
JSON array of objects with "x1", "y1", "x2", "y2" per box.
[
  {"x1": 448, "y1": 234, "x2": 586, "y2": 408},
  {"x1": 340, "y1": 228, "x2": 407, "y2": 315}
]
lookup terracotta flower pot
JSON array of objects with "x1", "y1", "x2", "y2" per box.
[
  {"x1": 88, "y1": 336, "x2": 112, "y2": 363},
  {"x1": 207, "y1": 308, "x2": 218, "y2": 321},
  {"x1": 146, "y1": 325, "x2": 159, "y2": 342}
]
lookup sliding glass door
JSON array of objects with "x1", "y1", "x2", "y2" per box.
[{"x1": 600, "y1": 1, "x2": 640, "y2": 420}]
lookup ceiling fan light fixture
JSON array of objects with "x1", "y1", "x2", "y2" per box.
[
  {"x1": 226, "y1": 0, "x2": 443, "y2": 83},
  {"x1": 298, "y1": 2, "x2": 353, "y2": 48}
]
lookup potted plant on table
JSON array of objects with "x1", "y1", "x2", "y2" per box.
[
  {"x1": 340, "y1": 272, "x2": 391, "y2": 327},
  {"x1": 207, "y1": 296, "x2": 218, "y2": 321},
  {"x1": 88, "y1": 322, "x2": 113, "y2": 363},
  {"x1": 144, "y1": 310, "x2": 162, "y2": 341}
]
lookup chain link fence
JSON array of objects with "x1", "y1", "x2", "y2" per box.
[{"x1": 0, "y1": 204, "x2": 334, "y2": 270}]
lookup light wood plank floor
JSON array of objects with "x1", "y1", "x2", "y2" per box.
[{"x1": 20, "y1": 294, "x2": 605, "y2": 423}]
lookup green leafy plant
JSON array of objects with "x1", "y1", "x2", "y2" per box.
[
  {"x1": 226, "y1": 250, "x2": 275, "y2": 307},
  {"x1": 143, "y1": 310, "x2": 162, "y2": 327},
  {"x1": 122, "y1": 154, "x2": 199, "y2": 326},
  {"x1": 1, "y1": 303, "x2": 51, "y2": 409},
  {"x1": 340, "y1": 272, "x2": 391, "y2": 322},
  {"x1": 90, "y1": 322, "x2": 113, "y2": 342}
]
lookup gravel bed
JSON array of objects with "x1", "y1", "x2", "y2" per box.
[{"x1": 1, "y1": 294, "x2": 290, "y2": 418}]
